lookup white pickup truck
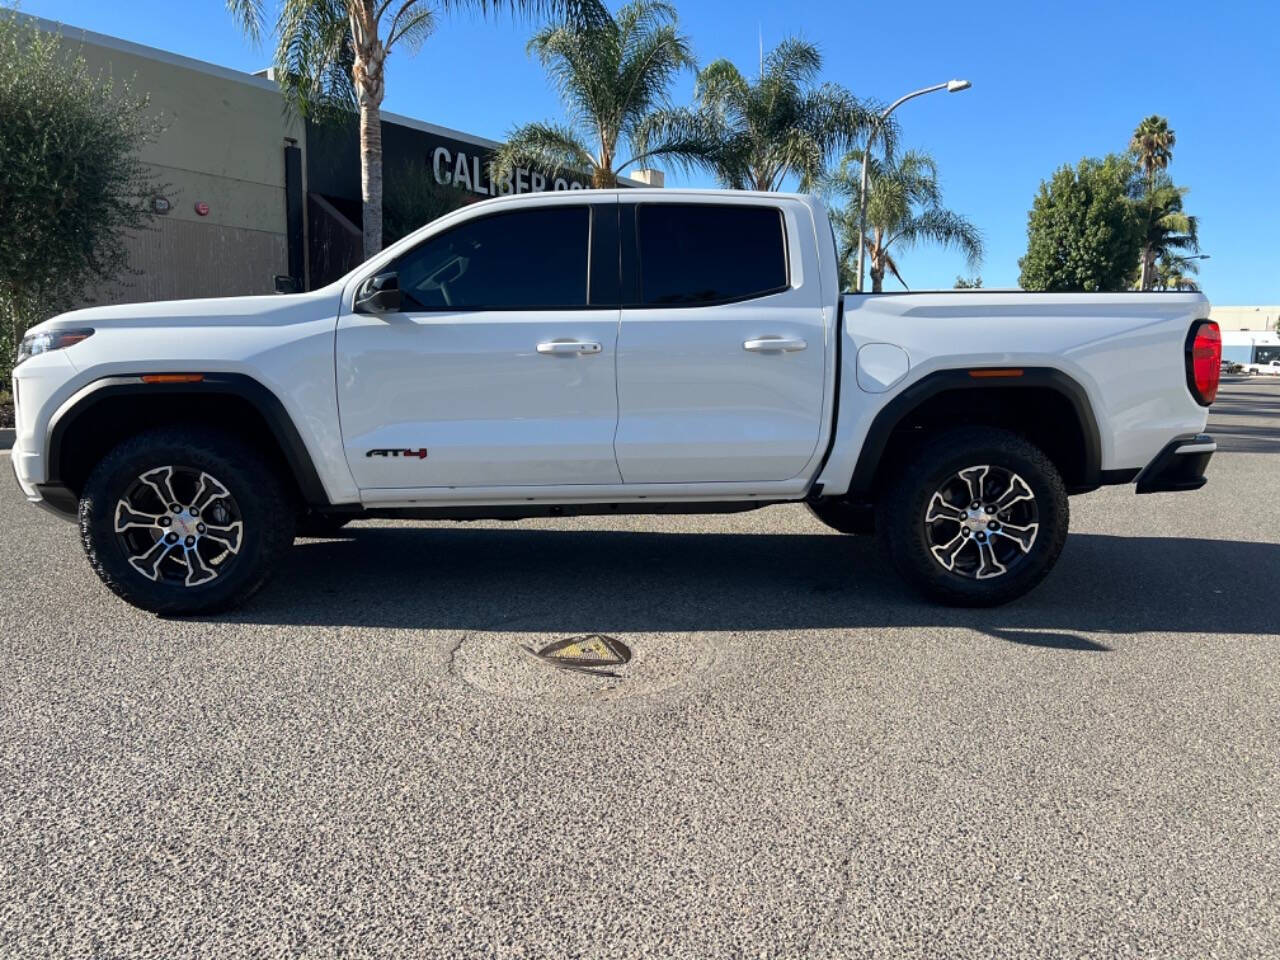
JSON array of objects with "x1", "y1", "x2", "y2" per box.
[{"x1": 10, "y1": 189, "x2": 1222, "y2": 614}]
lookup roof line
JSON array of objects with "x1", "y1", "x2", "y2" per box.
[{"x1": 17, "y1": 12, "x2": 282, "y2": 93}]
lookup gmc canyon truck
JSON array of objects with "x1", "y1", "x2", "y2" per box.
[{"x1": 10, "y1": 190, "x2": 1221, "y2": 614}]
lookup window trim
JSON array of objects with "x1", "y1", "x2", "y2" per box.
[
  {"x1": 627, "y1": 201, "x2": 793, "y2": 310},
  {"x1": 393, "y1": 203, "x2": 598, "y2": 313}
]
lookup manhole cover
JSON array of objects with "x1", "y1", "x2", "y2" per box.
[{"x1": 525, "y1": 634, "x2": 632, "y2": 674}]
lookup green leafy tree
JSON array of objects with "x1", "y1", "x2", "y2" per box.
[
  {"x1": 0, "y1": 13, "x2": 160, "y2": 377},
  {"x1": 492, "y1": 0, "x2": 698, "y2": 188},
  {"x1": 954, "y1": 275, "x2": 982, "y2": 289},
  {"x1": 226, "y1": 0, "x2": 602, "y2": 258},
  {"x1": 1018, "y1": 155, "x2": 1143, "y2": 292},
  {"x1": 651, "y1": 38, "x2": 881, "y2": 191},
  {"x1": 825, "y1": 150, "x2": 983, "y2": 292}
]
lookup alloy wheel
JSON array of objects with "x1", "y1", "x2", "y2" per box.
[
  {"x1": 923, "y1": 464, "x2": 1040, "y2": 580},
  {"x1": 113, "y1": 465, "x2": 244, "y2": 587}
]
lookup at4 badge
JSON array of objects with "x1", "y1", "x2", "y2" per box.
[{"x1": 366, "y1": 448, "x2": 429, "y2": 460}]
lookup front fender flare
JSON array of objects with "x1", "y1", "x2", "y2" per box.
[{"x1": 45, "y1": 373, "x2": 330, "y2": 506}]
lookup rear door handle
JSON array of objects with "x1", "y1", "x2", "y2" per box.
[
  {"x1": 537, "y1": 340, "x2": 602, "y2": 356},
  {"x1": 743, "y1": 336, "x2": 807, "y2": 353}
]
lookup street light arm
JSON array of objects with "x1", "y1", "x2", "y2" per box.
[{"x1": 881, "y1": 82, "x2": 952, "y2": 119}]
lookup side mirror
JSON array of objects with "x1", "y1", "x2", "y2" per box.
[
  {"x1": 273, "y1": 274, "x2": 301, "y2": 294},
  {"x1": 355, "y1": 271, "x2": 402, "y2": 314}
]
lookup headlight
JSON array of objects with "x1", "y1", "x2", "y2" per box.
[{"x1": 15, "y1": 328, "x2": 94, "y2": 366}]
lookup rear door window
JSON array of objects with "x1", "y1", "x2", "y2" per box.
[{"x1": 635, "y1": 204, "x2": 788, "y2": 306}]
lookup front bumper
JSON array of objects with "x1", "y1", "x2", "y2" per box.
[
  {"x1": 9, "y1": 450, "x2": 77, "y2": 519},
  {"x1": 1135, "y1": 434, "x2": 1215, "y2": 494}
]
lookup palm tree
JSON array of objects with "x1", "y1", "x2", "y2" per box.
[
  {"x1": 650, "y1": 38, "x2": 882, "y2": 191},
  {"x1": 226, "y1": 0, "x2": 602, "y2": 258},
  {"x1": 825, "y1": 149, "x2": 983, "y2": 292},
  {"x1": 1130, "y1": 115, "x2": 1176, "y2": 181},
  {"x1": 1129, "y1": 115, "x2": 1176, "y2": 289},
  {"x1": 1153, "y1": 253, "x2": 1201, "y2": 292},
  {"x1": 491, "y1": 0, "x2": 697, "y2": 189},
  {"x1": 1135, "y1": 174, "x2": 1199, "y2": 291}
]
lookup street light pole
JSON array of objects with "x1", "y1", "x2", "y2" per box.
[{"x1": 854, "y1": 79, "x2": 971, "y2": 293}]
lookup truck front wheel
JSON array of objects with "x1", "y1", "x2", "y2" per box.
[
  {"x1": 78, "y1": 427, "x2": 296, "y2": 615},
  {"x1": 878, "y1": 427, "x2": 1069, "y2": 607}
]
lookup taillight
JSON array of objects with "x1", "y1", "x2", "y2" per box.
[{"x1": 1185, "y1": 320, "x2": 1221, "y2": 406}]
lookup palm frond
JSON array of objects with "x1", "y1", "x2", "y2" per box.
[
  {"x1": 761, "y1": 36, "x2": 821, "y2": 87},
  {"x1": 273, "y1": 0, "x2": 357, "y2": 120},
  {"x1": 695, "y1": 59, "x2": 749, "y2": 114},
  {"x1": 899, "y1": 207, "x2": 984, "y2": 268},
  {"x1": 881, "y1": 249, "x2": 907, "y2": 289},
  {"x1": 628, "y1": 107, "x2": 725, "y2": 173},
  {"x1": 225, "y1": 0, "x2": 267, "y2": 45},
  {"x1": 431, "y1": 0, "x2": 610, "y2": 28},
  {"x1": 387, "y1": 2, "x2": 438, "y2": 51},
  {"x1": 491, "y1": 121, "x2": 596, "y2": 181}
]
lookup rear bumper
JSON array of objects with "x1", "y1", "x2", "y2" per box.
[{"x1": 1135, "y1": 434, "x2": 1215, "y2": 494}]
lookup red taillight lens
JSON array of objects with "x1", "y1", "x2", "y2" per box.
[{"x1": 1186, "y1": 320, "x2": 1221, "y2": 406}]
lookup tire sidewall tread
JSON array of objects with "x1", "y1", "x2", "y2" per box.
[
  {"x1": 78, "y1": 427, "x2": 296, "y2": 616},
  {"x1": 876, "y1": 426, "x2": 1070, "y2": 607}
]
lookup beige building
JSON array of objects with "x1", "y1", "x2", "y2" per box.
[
  {"x1": 1209, "y1": 305, "x2": 1280, "y2": 333},
  {"x1": 37, "y1": 15, "x2": 306, "y2": 302}
]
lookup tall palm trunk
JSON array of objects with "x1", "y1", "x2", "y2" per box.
[
  {"x1": 1138, "y1": 174, "x2": 1154, "y2": 291},
  {"x1": 869, "y1": 230, "x2": 885, "y2": 293},
  {"x1": 1139, "y1": 245, "x2": 1156, "y2": 291},
  {"x1": 353, "y1": 34, "x2": 386, "y2": 259}
]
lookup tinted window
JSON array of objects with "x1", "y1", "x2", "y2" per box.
[
  {"x1": 636, "y1": 204, "x2": 788, "y2": 306},
  {"x1": 394, "y1": 206, "x2": 589, "y2": 309}
]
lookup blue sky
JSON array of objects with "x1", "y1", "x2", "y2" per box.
[{"x1": 20, "y1": 0, "x2": 1280, "y2": 302}]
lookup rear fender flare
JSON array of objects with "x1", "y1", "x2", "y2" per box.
[{"x1": 846, "y1": 367, "x2": 1102, "y2": 497}]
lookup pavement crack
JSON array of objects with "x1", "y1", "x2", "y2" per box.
[{"x1": 446, "y1": 633, "x2": 468, "y2": 678}]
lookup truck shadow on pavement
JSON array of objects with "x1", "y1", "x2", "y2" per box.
[{"x1": 207, "y1": 528, "x2": 1279, "y2": 648}]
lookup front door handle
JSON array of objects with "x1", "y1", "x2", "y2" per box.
[
  {"x1": 537, "y1": 340, "x2": 602, "y2": 356},
  {"x1": 744, "y1": 336, "x2": 807, "y2": 353}
]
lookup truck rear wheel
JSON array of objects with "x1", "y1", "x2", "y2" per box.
[
  {"x1": 78, "y1": 427, "x2": 296, "y2": 615},
  {"x1": 877, "y1": 427, "x2": 1069, "y2": 607}
]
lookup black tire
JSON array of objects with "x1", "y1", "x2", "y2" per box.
[
  {"x1": 295, "y1": 514, "x2": 352, "y2": 539},
  {"x1": 807, "y1": 498, "x2": 875, "y2": 535},
  {"x1": 79, "y1": 427, "x2": 296, "y2": 615},
  {"x1": 877, "y1": 427, "x2": 1069, "y2": 607}
]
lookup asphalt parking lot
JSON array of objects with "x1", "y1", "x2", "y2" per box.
[{"x1": 2, "y1": 378, "x2": 1278, "y2": 959}]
